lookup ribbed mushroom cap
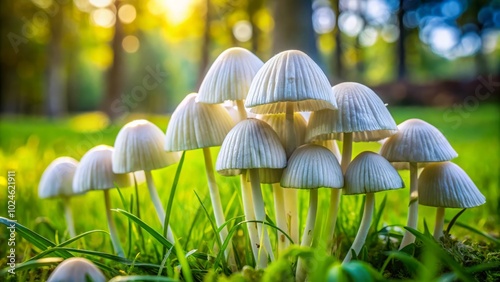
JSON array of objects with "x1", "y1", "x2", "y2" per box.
[
  {"x1": 198, "y1": 47, "x2": 263, "y2": 104},
  {"x1": 380, "y1": 119, "x2": 458, "y2": 163},
  {"x1": 39, "y1": 157, "x2": 79, "y2": 199},
  {"x1": 258, "y1": 112, "x2": 307, "y2": 148},
  {"x1": 418, "y1": 162, "x2": 485, "y2": 208},
  {"x1": 113, "y1": 119, "x2": 180, "y2": 173},
  {"x1": 245, "y1": 50, "x2": 337, "y2": 114},
  {"x1": 306, "y1": 82, "x2": 398, "y2": 142},
  {"x1": 312, "y1": 139, "x2": 341, "y2": 162},
  {"x1": 281, "y1": 144, "x2": 343, "y2": 189},
  {"x1": 47, "y1": 258, "x2": 106, "y2": 282},
  {"x1": 73, "y1": 145, "x2": 131, "y2": 193},
  {"x1": 165, "y1": 93, "x2": 235, "y2": 151},
  {"x1": 216, "y1": 118, "x2": 287, "y2": 176},
  {"x1": 343, "y1": 151, "x2": 404, "y2": 195}
]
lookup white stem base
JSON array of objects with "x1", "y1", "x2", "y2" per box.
[
  {"x1": 284, "y1": 189, "x2": 299, "y2": 244},
  {"x1": 63, "y1": 197, "x2": 76, "y2": 238},
  {"x1": 296, "y1": 189, "x2": 318, "y2": 282},
  {"x1": 324, "y1": 188, "x2": 341, "y2": 253},
  {"x1": 104, "y1": 190, "x2": 125, "y2": 257},
  {"x1": 272, "y1": 183, "x2": 289, "y2": 254},
  {"x1": 433, "y1": 207, "x2": 445, "y2": 240},
  {"x1": 343, "y1": 193, "x2": 374, "y2": 264},
  {"x1": 399, "y1": 162, "x2": 419, "y2": 249}
]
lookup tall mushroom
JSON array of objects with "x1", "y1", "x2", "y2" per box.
[
  {"x1": 418, "y1": 162, "x2": 485, "y2": 240},
  {"x1": 165, "y1": 93, "x2": 236, "y2": 265},
  {"x1": 245, "y1": 50, "x2": 337, "y2": 244},
  {"x1": 380, "y1": 119, "x2": 458, "y2": 249},
  {"x1": 73, "y1": 145, "x2": 131, "y2": 257},
  {"x1": 306, "y1": 82, "x2": 397, "y2": 251},
  {"x1": 112, "y1": 119, "x2": 180, "y2": 242},
  {"x1": 39, "y1": 157, "x2": 80, "y2": 237},
  {"x1": 342, "y1": 152, "x2": 404, "y2": 263},
  {"x1": 198, "y1": 47, "x2": 264, "y2": 263},
  {"x1": 216, "y1": 118, "x2": 287, "y2": 269},
  {"x1": 258, "y1": 112, "x2": 307, "y2": 254},
  {"x1": 281, "y1": 144, "x2": 344, "y2": 282}
]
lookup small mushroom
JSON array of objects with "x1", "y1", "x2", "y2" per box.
[
  {"x1": 165, "y1": 93, "x2": 236, "y2": 266},
  {"x1": 47, "y1": 257, "x2": 105, "y2": 282},
  {"x1": 380, "y1": 118, "x2": 457, "y2": 249},
  {"x1": 39, "y1": 157, "x2": 80, "y2": 237},
  {"x1": 281, "y1": 144, "x2": 344, "y2": 282},
  {"x1": 342, "y1": 152, "x2": 404, "y2": 263},
  {"x1": 112, "y1": 119, "x2": 180, "y2": 242},
  {"x1": 73, "y1": 145, "x2": 131, "y2": 257},
  {"x1": 418, "y1": 162, "x2": 485, "y2": 240},
  {"x1": 258, "y1": 112, "x2": 308, "y2": 250},
  {"x1": 216, "y1": 118, "x2": 287, "y2": 269},
  {"x1": 306, "y1": 82, "x2": 398, "y2": 252}
]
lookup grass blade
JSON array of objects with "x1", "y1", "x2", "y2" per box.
[
  {"x1": 109, "y1": 276, "x2": 178, "y2": 282},
  {"x1": 0, "y1": 257, "x2": 63, "y2": 276},
  {"x1": 163, "y1": 151, "x2": 186, "y2": 240},
  {"x1": 446, "y1": 221, "x2": 500, "y2": 245}
]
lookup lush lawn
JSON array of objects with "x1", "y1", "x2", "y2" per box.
[{"x1": 0, "y1": 104, "x2": 499, "y2": 281}]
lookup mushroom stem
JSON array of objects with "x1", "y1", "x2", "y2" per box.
[
  {"x1": 104, "y1": 190, "x2": 125, "y2": 258},
  {"x1": 285, "y1": 190, "x2": 299, "y2": 244},
  {"x1": 399, "y1": 162, "x2": 419, "y2": 249},
  {"x1": 324, "y1": 189, "x2": 341, "y2": 253},
  {"x1": 296, "y1": 189, "x2": 318, "y2": 282},
  {"x1": 144, "y1": 170, "x2": 174, "y2": 242},
  {"x1": 340, "y1": 132, "x2": 353, "y2": 173},
  {"x1": 249, "y1": 168, "x2": 275, "y2": 262},
  {"x1": 284, "y1": 102, "x2": 299, "y2": 244},
  {"x1": 241, "y1": 176, "x2": 268, "y2": 268},
  {"x1": 343, "y1": 193, "x2": 375, "y2": 264},
  {"x1": 433, "y1": 207, "x2": 445, "y2": 240},
  {"x1": 63, "y1": 197, "x2": 76, "y2": 237},
  {"x1": 235, "y1": 100, "x2": 247, "y2": 121},
  {"x1": 272, "y1": 183, "x2": 289, "y2": 254},
  {"x1": 202, "y1": 147, "x2": 235, "y2": 267}
]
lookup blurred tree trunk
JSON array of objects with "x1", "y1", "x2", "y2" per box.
[
  {"x1": 197, "y1": 0, "x2": 211, "y2": 88},
  {"x1": 331, "y1": 0, "x2": 343, "y2": 82},
  {"x1": 45, "y1": 5, "x2": 66, "y2": 117},
  {"x1": 248, "y1": 0, "x2": 263, "y2": 57},
  {"x1": 272, "y1": 0, "x2": 319, "y2": 62},
  {"x1": 103, "y1": 0, "x2": 124, "y2": 119},
  {"x1": 397, "y1": 0, "x2": 406, "y2": 81}
]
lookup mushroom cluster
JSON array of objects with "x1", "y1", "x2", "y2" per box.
[{"x1": 38, "y1": 47, "x2": 486, "y2": 280}]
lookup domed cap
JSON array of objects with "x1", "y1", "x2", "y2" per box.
[
  {"x1": 113, "y1": 119, "x2": 180, "y2": 173},
  {"x1": 258, "y1": 112, "x2": 307, "y2": 148},
  {"x1": 73, "y1": 145, "x2": 131, "y2": 193},
  {"x1": 165, "y1": 93, "x2": 235, "y2": 151},
  {"x1": 312, "y1": 139, "x2": 341, "y2": 162},
  {"x1": 306, "y1": 82, "x2": 398, "y2": 142},
  {"x1": 198, "y1": 47, "x2": 264, "y2": 104},
  {"x1": 281, "y1": 144, "x2": 343, "y2": 189},
  {"x1": 343, "y1": 151, "x2": 404, "y2": 195},
  {"x1": 39, "y1": 157, "x2": 79, "y2": 199},
  {"x1": 47, "y1": 257, "x2": 106, "y2": 282},
  {"x1": 418, "y1": 162, "x2": 485, "y2": 208},
  {"x1": 245, "y1": 50, "x2": 337, "y2": 114},
  {"x1": 380, "y1": 119, "x2": 458, "y2": 163},
  {"x1": 216, "y1": 118, "x2": 287, "y2": 176}
]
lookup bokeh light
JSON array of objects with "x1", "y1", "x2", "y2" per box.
[
  {"x1": 313, "y1": 6, "x2": 336, "y2": 34},
  {"x1": 232, "y1": 20, "x2": 252, "y2": 42},
  {"x1": 89, "y1": 0, "x2": 114, "y2": 8},
  {"x1": 91, "y1": 8, "x2": 116, "y2": 28},
  {"x1": 122, "y1": 35, "x2": 140, "y2": 53},
  {"x1": 118, "y1": 4, "x2": 137, "y2": 24},
  {"x1": 338, "y1": 11, "x2": 364, "y2": 37}
]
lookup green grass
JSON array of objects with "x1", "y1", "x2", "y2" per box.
[{"x1": 0, "y1": 104, "x2": 499, "y2": 281}]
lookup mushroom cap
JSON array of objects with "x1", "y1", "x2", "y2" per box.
[
  {"x1": 165, "y1": 93, "x2": 235, "y2": 151},
  {"x1": 245, "y1": 50, "x2": 337, "y2": 114},
  {"x1": 311, "y1": 139, "x2": 341, "y2": 162},
  {"x1": 258, "y1": 112, "x2": 307, "y2": 149},
  {"x1": 113, "y1": 119, "x2": 180, "y2": 173},
  {"x1": 343, "y1": 151, "x2": 404, "y2": 195},
  {"x1": 73, "y1": 145, "x2": 131, "y2": 193},
  {"x1": 39, "y1": 157, "x2": 79, "y2": 199},
  {"x1": 306, "y1": 82, "x2": 398, "y2": 142},
  {"x1": 198, "y1": 47, "x2": 264, "y2": 104},
  {"x1": 418, "y1": 162, "x2": 485, "y2": 208},
  {"x1": 281, "y1": 144, "x2": 343, "y2": 189},
  {"x1": 216, "y1": 118, "x2": 287, "y2": 176},
  {"x1": 380, "y1": 119, "x2": 458, "y2": 163},
  {"x1": 47, "y1": 257, "x2": 106, "y2": 282}
]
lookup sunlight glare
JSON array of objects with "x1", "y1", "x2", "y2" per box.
[
  {"x1": 89, "y1": 0, "x2": 114, "y2": 8},
  {"x1": 91, "y1": 8, "x2": 116, "y2": 28},
  {"x1": 157, "y1": 0, "x2": 199, "y2": 25}
]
